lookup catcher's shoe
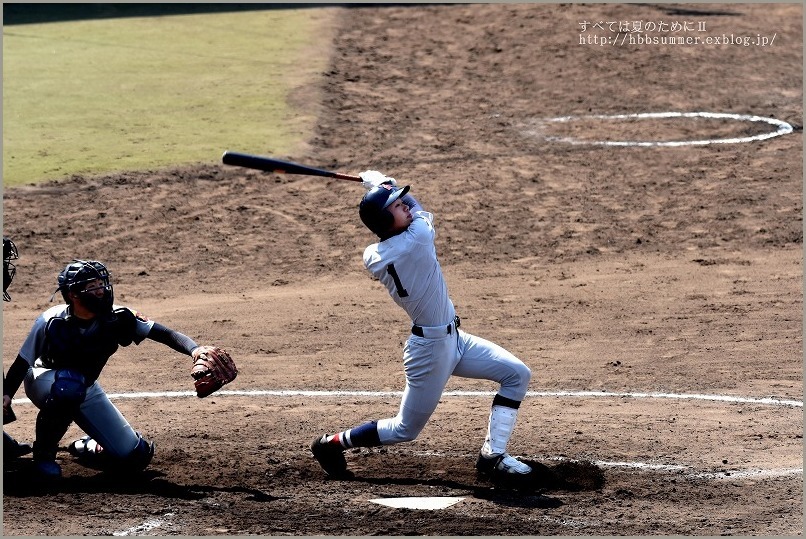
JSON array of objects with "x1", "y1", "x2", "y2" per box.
[
  {"x1": 3, "y1": 432, "x2": 32, "y2": 462},
  {"x1": 8, "y1": 441, "x2": 33, "y2": 460},
  {"x1": 310, "y1": 435, "x2": 353, "y2": 479},
  {"x1": 32, "y1": 443, "x2": 62, "y2": 479},
  {"x1": 476, "y1": 452, "x2": 533, "y2": 485},
  {"x1": 33, "y1": 458, "x2": 62, "y2": 479},
  {"x1": 68, "y1": 435, "x2": 104, "y2": 459}
]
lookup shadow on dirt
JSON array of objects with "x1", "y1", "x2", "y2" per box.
[
  {"x1": 329, "y1": 473, "x2": 567, "y2": 509},
  {"x1": 472, "y1": 488, "x2": 565, "y2": 509},
  {"x1": 529, "y1": 459, "x2": 607, "y2": 491},
  {"x1": 309, "y1": 457, "x2": 605, "y2": 509},
  {"x1": 3, "y1": 458, "x2": 283, "y2": 502}
]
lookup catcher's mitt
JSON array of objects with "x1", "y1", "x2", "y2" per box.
[{"x1": 191, "y1": 346, "x2": 237, "y2": 398}]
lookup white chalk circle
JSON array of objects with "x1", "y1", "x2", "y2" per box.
[{"x1": 533, "y1": 111, "x2": 794, "y2": 147}]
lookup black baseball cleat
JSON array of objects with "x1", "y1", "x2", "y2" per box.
[
  {"x1": 11, "y1": 442, "x2": 33, "y2": 458},
  {"x1": 476, "y1": 452, "x2": 534, "y2": 486},
  {"x1": 32, "y1": 459, "x2": 62, "y2": 479},
  {"x1": 310, "y1": 435, "x2": 354, "y2": 479},
  {"x1": 4, "y1": 442, "x2": 32, "y2": 461},
  {"x1": 4, "y1": 432, "x2": 32, "y2": 462}
]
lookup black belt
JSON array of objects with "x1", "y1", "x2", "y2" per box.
[{"x1": 412, "y1": 316, "x2": 461, "y2": 338}]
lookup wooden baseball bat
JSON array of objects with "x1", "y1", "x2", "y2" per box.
[{"x1": 222, "y1": 151, "x2": 361, "y2": 182}]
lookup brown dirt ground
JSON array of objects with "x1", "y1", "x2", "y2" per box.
[{"x1": 2, "y1": 3, "x2": 802, "y2": 536}]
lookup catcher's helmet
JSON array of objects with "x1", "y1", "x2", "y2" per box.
[
  {"x1": 3, "y1": 237, "x2": 18, "y2": 302},
  {"x1": 56, "y1": 259, "x2": 113, "y2": 314},
  {"x1": 359, "y1": 183, "x2": 410, "y2": 238}
]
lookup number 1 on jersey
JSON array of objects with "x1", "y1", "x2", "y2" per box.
[{"x1": 387, "y1": 263, "x2": 409, "y2": 298}]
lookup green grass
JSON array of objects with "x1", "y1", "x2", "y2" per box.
[{"x1": 3, "y1": 8, "x2": 336, "y2": 187}]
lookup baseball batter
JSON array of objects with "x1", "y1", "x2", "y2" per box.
[
  {"x1": 311, "y1": 171, "x2": 535, "y2": 485},
  {"x1": 2, "y1": 259, "x2": 236, "y2": 479}
]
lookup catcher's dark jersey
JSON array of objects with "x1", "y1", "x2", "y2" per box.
[{"x1": 18, "y1": 304, "x2": 153, "y2": 382}]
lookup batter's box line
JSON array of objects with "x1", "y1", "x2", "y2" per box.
[
  {"x1": 388, "y1": 449, "x2": 803, "y2": 482},
  {"x1": 552, "y1": 457, "x2": 802, "y2": 481},
  {"x1": 10, "y1": 389, "x2": 802, "y2": 408}
]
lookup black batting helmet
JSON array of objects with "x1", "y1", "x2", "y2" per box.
[
  {"x1": 3, "y1": 237, "x2": 18, "y2": 302},
  {"x1": 56, "y1": 259, "x2": 114, "y2": 314},
  {"x1": 359, "y1": 183, "x2": 410, "y2": 238}
]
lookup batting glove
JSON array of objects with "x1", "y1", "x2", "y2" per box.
[{"x1": 360, "y1": 170, "x2": 397, "y2": 191}]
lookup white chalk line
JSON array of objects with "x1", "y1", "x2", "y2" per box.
[
  {"x1": 401, "y1": 450, "x2": 802, "y2": 481},
  {"x1": 558, "y1": 458, "x2": 802, "y2": 481},
  {"x1": 526, "y1": 111, "x2": 795, "y2": 147},
  {"x1": 12, "y1": 388, "x2": 801, "y2": 407},
  {"x1": 112, "y1": 512, "x2": 174, "y2": 536}
]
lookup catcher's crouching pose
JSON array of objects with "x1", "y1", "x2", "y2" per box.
[{"x1": 2, "y1": 260, "x2": 237, "y2": 479}]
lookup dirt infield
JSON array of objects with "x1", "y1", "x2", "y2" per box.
[{"x1": 2, "y1": 4, "x2": 802, "y2": 536}]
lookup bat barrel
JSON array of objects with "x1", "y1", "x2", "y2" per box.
[{"x1": 222, "y1": 151, "x2": 361, "y2": 182}]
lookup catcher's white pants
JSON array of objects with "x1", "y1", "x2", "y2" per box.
[
  {"x1": 25, "y1": 367, "x2": 141, "y2": 458},
  {"x1": 375, "y1": 327, "x2": 531, "y2": 445}
]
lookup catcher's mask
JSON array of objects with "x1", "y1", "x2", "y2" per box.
[
  {"x1": 359, "y1": 183, "x2": 411, "y2": 239},
  {"x1": 55, "y1": 259, "x2": 114, "y2": 314},
  {"x1": 3, "y1": 237, "x2": 18, "y2": 302}
]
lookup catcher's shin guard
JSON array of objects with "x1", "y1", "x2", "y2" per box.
[{"x1": 32, "y1": 407, "x2": 73, "y2": 462}]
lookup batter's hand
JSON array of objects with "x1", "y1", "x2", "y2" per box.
[{"x1": 360, "y1": 170, "x2": 397, "y2": 191}]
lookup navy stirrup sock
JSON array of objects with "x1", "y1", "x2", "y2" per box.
[{"x1": 344, "y1": 421, "x2": 381, "y2": 448}]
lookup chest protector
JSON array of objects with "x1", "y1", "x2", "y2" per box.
[{"x1": 42, "y1": 308, "x2": 138, "y2": 382}]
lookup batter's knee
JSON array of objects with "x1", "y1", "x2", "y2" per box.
[
  {"x1": 377, "y1": 412, "x2": 429, "y2": 444},
  {"x1": 520, "y1": 362, "x2": 532, "y2": 385},
  {"x1": 388, "y1": 429, "x2": 420, "y2": 444},
  {"x1": 500, "y1": 361, "x2": 531, "y2": 400}
]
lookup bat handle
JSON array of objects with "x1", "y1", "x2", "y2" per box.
[{"x1": 333, "y1": 172, "x2": 362, "y2": 182}]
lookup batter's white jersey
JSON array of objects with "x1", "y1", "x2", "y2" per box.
[
  {"x1": 363, "y1": 207, "x2": 455, "y2": 328},
  {"x1": 360, "y1": 194, "x2": 531, "y2": 446}
]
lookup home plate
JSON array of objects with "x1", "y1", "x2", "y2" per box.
[{"x1": 369, "y1": 496, "x2": 465, "y2": 510}]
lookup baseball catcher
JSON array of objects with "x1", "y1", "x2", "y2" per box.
[
  {"x1": 3, "y1": 236, "x2": 34, "y2": 463},
  {"x1": 310, "y1": 171, "x2": 535, "y2": 487},
  {"x1": 2, "y1": 259, "x2": 237, "y2": 479}
]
